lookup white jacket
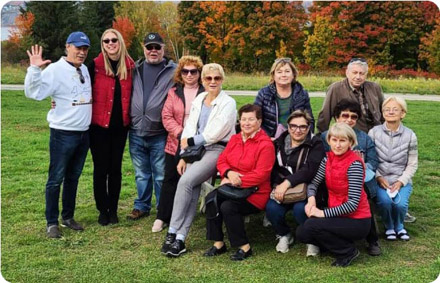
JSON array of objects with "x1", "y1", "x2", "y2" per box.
[
  {"x1": 181, "y1": 90, "x2": 236, "y2": 145},
  {"x1": 24, "y1": 58, "x2": 92, "y2": 131}
]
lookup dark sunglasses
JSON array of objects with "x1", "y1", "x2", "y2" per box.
[
  {"x1": 349, "y1": 57, "x2": 367, "y2": 64},
  {"x1": 288, "y1": 123, "x2": 309, "y2": 132},
  {"x1": 145, "y1": 44, "x2": 162, "y2": 51},
  {"x1": 181, "y1": 68, "x2": 199, "y2": 76},
  {"x1": 204, "y1": 76, "x2": 222, "y2": 82},
  {"x1": 103, "y1": 38, "x2": 118, "y2": 44},
  {"x1": 340, "y1": 113, "x2": 359, "y2": 120},
  {"x1": 76, "y1": 68, "x2": 85, "y2": 84}
]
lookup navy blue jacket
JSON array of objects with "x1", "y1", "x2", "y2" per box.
[{"x1": 254, "y1": 82, "x2": 315, "y2": 137}]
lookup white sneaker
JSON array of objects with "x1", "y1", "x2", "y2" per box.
[
  {"x1": 263, "y1": 214, "x2": 272, "y2": 227},
  {"x1": 306, "y1": 244, "x2": 320, "y2": 257},
  {"x1": 276, "y1": 234, "x2": 294, "y2": 253},
  {"x1": 152, "y1": 219, "x2": 165, "y2": 233}
]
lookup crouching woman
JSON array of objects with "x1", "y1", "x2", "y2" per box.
[
  {"x1": 204, "y1": 104, "x2": 275, "y2": 261},
  {"x1": 296, "y1": 122, "x2": 371, "y2": 267}
]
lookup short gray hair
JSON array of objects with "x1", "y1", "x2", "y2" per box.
[{"x1": 347, "y1": 59, "x2": 368, "y2": 74}]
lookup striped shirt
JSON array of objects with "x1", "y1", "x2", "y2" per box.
[{"x1": 307, "y1": 157, "x2": 364, "y2": 218}]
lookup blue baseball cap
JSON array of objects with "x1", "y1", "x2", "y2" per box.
[{"x1": 66, "y1": 31, "x2": 90, "y2": 47}]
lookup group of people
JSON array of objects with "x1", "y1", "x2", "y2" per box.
[{"x1": 24, "y1": 30, "x2": 418, "y2": 267}]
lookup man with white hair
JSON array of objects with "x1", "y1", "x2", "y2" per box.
[
  {"x1": 25, "y1": 31, "x2": 92, "y2": 238},
  {"x1": 317, "y1": 58, "x2": 384, "y2": 133}
]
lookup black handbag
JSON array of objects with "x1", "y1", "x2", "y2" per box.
[
  {"x1": 217, "y1": 184, "x2": 258, "y2": 200},
  {"x1": 180, "y1": 144, "x2": 206, "y2": 163}
]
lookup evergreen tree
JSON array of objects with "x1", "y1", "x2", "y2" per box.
[{"x1": 25, "y1": 1, "x2": 80, "y2": 61}]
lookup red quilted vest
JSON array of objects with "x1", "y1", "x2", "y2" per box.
[
  {"x1": 325, "y1": 149, "x2": 371, "y2": 219},
  {"x1": 91, "y1": 53, "x2": 134, "y2": 128}
]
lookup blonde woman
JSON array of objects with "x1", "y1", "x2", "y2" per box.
[
  {"x1": 254, "y1": 58, "x2": 314, "y2": 139},
  {"x1": 297, "y1": 123, "x2": 371, "y2": 267},
  {"x1": 89, "y1": 29, "x2": 135, "y2": 226},
  {"x1": 368, "y1": 96, "x2": 418, "y2": 241},
  {"x1": 161, "y1": 63, "x2": 236, "y2": 257}
]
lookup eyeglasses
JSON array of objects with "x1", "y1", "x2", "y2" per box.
[
  {"x1": 383, "y1": 107, "x2": 402, "y2": 113},
  {"x1": 340, "y1": 113, "x2": 359, "y2": 120},
  {"x1": 204, "y1": 76, "x2": 222, "y2": 82},
  {"x1": 103, "y1": 38, "x2": 118, "y2": 44},
  {"x1": 145, "y1": 44, "x2": 162, "y2": 51},
  {"x1": 275, "y1": 57, "x2": 291, "y2": 64},
  {"x1": 76, "y1": 67, "x2": 85, "y2": 84},
  {"x1": 181, "y1": 68, "x2": 199, "y2": 76},
  {"x1": 349, "y1": 57, "x2": 367, "y2": 64},
  {"x1": 288, "y1": 123, "x2": 309, "y2": 132}
]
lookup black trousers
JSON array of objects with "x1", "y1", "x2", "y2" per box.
[
  {"x1": 296, "y1": 217, "x2": 371, "y2": 258},
  {"x1": 156, "y1": 153, "x2": 180, "y2": 223},
  {"x1": 206, "y1": 194, "x2": 260, "y2": 247},
  {"x1": 90, "y1": 126, "x2": 128, "y2": 214}
]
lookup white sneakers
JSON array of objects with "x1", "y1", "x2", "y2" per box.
[
  {"x1": 276, "y1": 234, "x2": 294, "y2": 253},
  {"x1": 152, "y1": 219, "x2": 166, "y2": 233},
  {"x1": 306, "y1": 244, "x2": 320, "y2": 257}
]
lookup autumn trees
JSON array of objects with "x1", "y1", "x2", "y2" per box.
[{"x1": 3, "y1": 1, "x2": 439, "y2": 77}]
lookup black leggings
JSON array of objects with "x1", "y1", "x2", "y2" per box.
[
  {"x1": 296, "y1": 217, "x2": 371, "y2": 258},
  {"x1": 206, "y1": 194, "x2": 260, "y2": 247}
]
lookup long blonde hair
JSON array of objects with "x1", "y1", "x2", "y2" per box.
[{"x1": 100, "y1": 28, "x2": 133, "y2": 80}]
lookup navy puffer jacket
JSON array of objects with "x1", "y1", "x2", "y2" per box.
[{"x1": 254, "y1": 82, "x2": 315, "y2": 137}]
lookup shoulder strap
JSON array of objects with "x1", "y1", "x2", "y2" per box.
[{"x1": 296, "y1": 148, "x2": 305, "y2": 171}]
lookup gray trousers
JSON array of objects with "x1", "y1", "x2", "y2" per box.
[{"x1": 169, "y1": 145, "x2": 224, "y2": 239}]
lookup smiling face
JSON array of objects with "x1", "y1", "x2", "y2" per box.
[
  {"x1": 336, "y1": 110, "x2": 359, "y2": 128},
  {"x1": 346, "y1": 63, "x2": 367, "y2": 89},
  {"x1": 274, "y1": 64, "x2": 294, "y2": 87},
  {"x1": 65, "y1": 44, "x2": 89, "y2": 67},
  {"x1": 181, "y1": 64, "x2": 200, "y2": 87},
  {"x1": 144, "y1": 43, "x2": 165, "y2": 64},
  {"x1": 383, "y1": 100, "x2": 406, "y2": 123},
  {"x1": 102, "y1": 31, "x2": 120, "y2": 60},
  {"x1": 202, "y1": 70, "x2": 223, "y2": 95},
  {"x1": 328, "y1": 135, "x2": 352, "y2": 156},
  {"x1": 240, "y1": 111, "x2": 262, "y2": 138},
  {"x1": 288, "y1": 117, "x2": 310, "y2": 144}
]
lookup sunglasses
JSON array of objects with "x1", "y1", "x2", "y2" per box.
[
  {"x1": 288, "y1": 123, "x2": 309, "y2": 132},
  {"x1": 275, "y1": 57, "x2": 291, "y2": 64},
  {"x1": 349, "y1": 57, "x2": 367, "y2": 64},
  {"x1": 204, "y1": 76, "x2": 222, "y2": 82},
  {"x1": 145, "y1": 44, "x2": 162, "y2": 51},
  {"x1": 181, "y1": 68, "x2": 199, "y2": 76},
  {"x1": 340, "y1": 113, "x2": 359, "y2": 120},
  {"x1": 76, "y1": 68, "x2": 85, "y2": 84},
  {"x1": 103, "y1": 38, "x2": 118, "y2": 44}
]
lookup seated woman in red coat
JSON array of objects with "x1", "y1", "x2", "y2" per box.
[
  {"x1": 296, "y1": 122, "x2": 371, "y2": 267},
  {"x1": 204, "y1": 104, "x2": 275, "y2": 261}
]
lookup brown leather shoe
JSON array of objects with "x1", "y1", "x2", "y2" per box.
[{"x1": 126, "y1": 209, "x2": 149, "y2": 220}]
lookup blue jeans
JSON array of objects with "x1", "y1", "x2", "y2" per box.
[
  {"x1": 129, "y1": 131, "x2": 166, "y2": 212},
  {"x1": 46, "y1": 129, "x2": 89, "y2": 226},
  {"x1": 375, "y1": 181, "x2": 412, "y2": 232},
  {"x1": 266, "y1": 199, "x2": 307, "y2": 236}
]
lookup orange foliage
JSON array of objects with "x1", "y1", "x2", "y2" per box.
[
  {"x1": 9, "y1": 12, "x2": 34, "y2": 44},
  {"x1": 112, "y1": 16, "x2": 136, "y2": 49}
]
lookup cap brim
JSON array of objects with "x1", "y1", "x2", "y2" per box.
[
  {"x1": 145, "y1": 41, "x2": 163, "y2": 45},
  {"x1": 69, "y1": 42, "x2": 90, "y2": 47}
]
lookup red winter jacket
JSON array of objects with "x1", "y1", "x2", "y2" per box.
[
  {"x1": 217, "y1": 130, "x2": 276, "y2": 210},
  {"x1": 325, "y1": 150, "x2": 371, "y2": 219},
  {"x1": 91, "y1": 53, "x2": 135, "y2": 128}
]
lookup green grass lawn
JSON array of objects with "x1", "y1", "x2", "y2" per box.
[
  {"x1": 1, "y1": 91, "x2": 440, "y2": 282},
  {"x1": 2, "y1": 64, "x2": 440, "y2": 95}
]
